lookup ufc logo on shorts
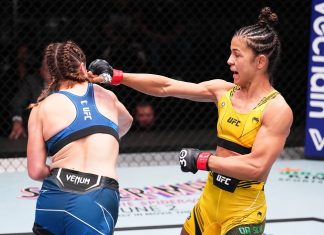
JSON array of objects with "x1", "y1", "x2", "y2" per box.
[
  {"x1": 216, "y1": 174, "x2": 231, "y2": 185},
  {"x1": 179, "y1": 150, "x2": 188, "y2": 167}
]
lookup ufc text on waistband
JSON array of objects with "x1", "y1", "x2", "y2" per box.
[
  {"x1": 212, "y1": 172, "x2": 240, "y2": 192},
  {"x1": 212, "y1": 172, "x2": 264, "y2": 193},
  {"x1": 51, "y1": 168, "x2": 119, "y2": 192}
]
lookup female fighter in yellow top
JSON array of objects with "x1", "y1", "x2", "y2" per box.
[{"x1": 88, "y1": 7, "x2": 293, "y2": 235}]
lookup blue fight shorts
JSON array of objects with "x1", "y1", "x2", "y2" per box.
[{"x1": 33, "y1": 168, "x2": 120, "y2": 235}]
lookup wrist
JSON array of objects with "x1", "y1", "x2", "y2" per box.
[
  {"x1": 111, "y1": 69, "x2": 123, "y2": 85},
  {"x1": 196, "y1": 152, "x2": 211, "y2": 171}
]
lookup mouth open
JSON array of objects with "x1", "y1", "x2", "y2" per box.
[{"x1": 232, "y1": 71, "x2": 239, "y2": 80}]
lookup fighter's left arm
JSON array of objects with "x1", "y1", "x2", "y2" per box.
[
  {"x1": 27, "y1": 105, "x2": 50, "y2": 181},
  {"x1": 208, "y1": 99, "x2": 293, "y2": 181}
]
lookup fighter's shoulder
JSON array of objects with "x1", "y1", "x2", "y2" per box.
[
  {"x1": 270, "y1": 93, "x2": 292, "y2": 112},
  {"x1": 41, "y1": 92, "x2": 67, "y2": 105},
  {"x1": 29, "y1": 102, "x2": 43, "y2": 124},
  {"x1": 93, "y1": 83, "x2": 118, "y2": 100},
  {"x1": 264, "y1": 93, "x2": 293, "y2": 124},
  {"x1": 201, "y1": 79, "x2": 235, "y2": 98},
  {"x1": 201, "y1": 79, "x2": 233, "y2": 88}
]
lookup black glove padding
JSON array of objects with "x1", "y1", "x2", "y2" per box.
[
  {"x1": 88, "y1": 59, "x2": 113, "y2": 76},
  {"x1": 178, "y1": 148, "x2": 201, "y2": 174}
]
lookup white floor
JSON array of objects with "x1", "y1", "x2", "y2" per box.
[{"x1": 0, "y1": 158, "x2": 323, "y2": 235}]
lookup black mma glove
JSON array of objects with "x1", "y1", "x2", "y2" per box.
[
  {"x1": 178, "y1": 148, "x2": 212, "y2": 174},
  {"x1": 88, "y1": 59, "x2": 123, "y2": 85}
]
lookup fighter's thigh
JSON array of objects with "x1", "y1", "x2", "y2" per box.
[
  {"x1": 182, "y1": 206, "x2": 221, "y2": 235},
  {"x1": 221, "y1": 204, "x2": 266, "y2": 235},
  {"x1": 66, "y1": 188, "x2": 120, "y2": 234}
]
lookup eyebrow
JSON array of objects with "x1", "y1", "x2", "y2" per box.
[{"x1": 231, "y1": 49, "x2": 241, "y2": 53}]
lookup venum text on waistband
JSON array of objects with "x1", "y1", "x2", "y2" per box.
[{"x1": 66, "y1": 174, "x2": 91, "y2": 185}]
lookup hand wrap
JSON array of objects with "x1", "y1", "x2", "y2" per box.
[
  {"x1": 88, "y1": 59, "x2": 123, "y2": 85},
  {"x1": 178, "y1": 148, "x2": 211, "y2": 174}
]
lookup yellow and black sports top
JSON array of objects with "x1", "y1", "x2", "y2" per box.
[{"x1": 216, "y1": 86, "x2": 279, "y2": 154}]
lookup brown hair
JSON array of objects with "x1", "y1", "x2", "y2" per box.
[
  {"x1": 33, "y1": 41, "x2": 88, "y2": 106},
  {"x1": 234, "y1": 7, "x2": 281, "y2": 83}
]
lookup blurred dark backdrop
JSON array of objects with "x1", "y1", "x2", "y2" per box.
[{"x1": 0, "y1": 0, "x2": 310, "y2": 156}]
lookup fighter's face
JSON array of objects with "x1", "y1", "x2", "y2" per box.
[{"x1": 227, "y1": 36, "x2": 258, "y2": 86}]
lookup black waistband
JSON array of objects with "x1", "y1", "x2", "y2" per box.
[
  {"x1": 211, "y1": 172, "x2": 264, "y2": 193},
  {"x1": 49, "y1": 125, "x2": 120, "y2": 155},
  {"x1": 51, "y1": 168, "x2": 119, "y2": 192},
  {"x1": 216, "y1": 137, "x2": 251, "y2": 155}
]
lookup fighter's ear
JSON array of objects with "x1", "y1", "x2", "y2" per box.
[
  {"x1": 79, "y1": 62, "x2": 87, "y2": 76},
  {"x1": 256, "y1": 54, "x2": 268, "y2": 70}
]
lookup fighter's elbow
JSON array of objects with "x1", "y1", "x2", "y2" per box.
[
  {"x1": 249, "y1": 164, "x2": 267, "y2": 182},
  {"x1": 27, "y1": 164, "x2": 45, "y2": 181},
  {"x1": 28, "y1": 171, "x2": 42, "y2": 181}
]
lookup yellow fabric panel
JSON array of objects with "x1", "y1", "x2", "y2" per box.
[{"x1": 217, "y1": 86, "x2": 278, "y2": 148}]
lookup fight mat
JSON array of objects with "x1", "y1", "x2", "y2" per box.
[{"x1": 0, "y1": 158, "x2": 323, "y2": 235}]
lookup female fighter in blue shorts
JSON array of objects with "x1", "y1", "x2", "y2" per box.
[{"x1": 27, "y1": 41, "x2": 133, "y2": 234}]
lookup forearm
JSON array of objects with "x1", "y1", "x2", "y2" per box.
[
  {"x1": 88, "y1": 59, "x2": 210, "y2": 100},
  {"x1": 178, "y1": 148, "x2": 269, "y2": 181},
  {"x1": 208, "y1": 154, "x2": 265, "y2": 181},
  {"x1": 89, "y1": 59, "x2": 177, "y2": 97},
  {"x1": 122, "y1": 73, "x2": 172, "y2": 97}
]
